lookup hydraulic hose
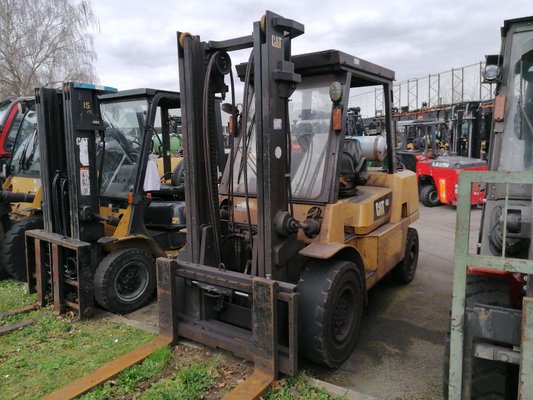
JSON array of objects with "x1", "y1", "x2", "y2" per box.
[
  {"x1": 202, "y1": 52, "x2": 223, "y2": 266},
  {"x1": 241, "y1": 52, "x2": 254, "y2": 243},
  {"x1": 0, "y1": 191, "x2": 35, "y2": 203}
]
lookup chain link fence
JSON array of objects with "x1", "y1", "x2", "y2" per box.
[{"x1": 350, "y1": 61, "x2": 495, "y2": 117}]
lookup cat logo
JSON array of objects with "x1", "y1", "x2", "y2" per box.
[
  {"x1": 271, "y1": 35, "x2": 282, "y2": 49},
  {"x1": 374, "y1": 194, "x2": 392, "y2": 220}
]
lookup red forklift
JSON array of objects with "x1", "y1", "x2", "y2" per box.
[
  {"x1": 0, "y1": 97, "x2": 35, "y2": 172},
  {"x1": 416, "y1": 156, "x2": 487, "y2": 207},
  {"x1": 397, "y1": 114, "x2": 488, "y2": 207}
]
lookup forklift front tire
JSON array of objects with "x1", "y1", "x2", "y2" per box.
[
  {"x1": 298, "y1": 259, "x2": 364, "y2": 368},
  {"x1": 420, "y1": 184, "x2": 440, "y2": 207},
  {"x1": 0, "y1": 223, "x2": 7, "y2": 279},
  {"x1": 94, "y1": 248, "x2": 156, "y2": 314},
  {"x1": 3, "y1": 214, "x2": 43, "y2": 281}
]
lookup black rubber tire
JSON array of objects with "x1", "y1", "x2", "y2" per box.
[
  {"x1": 3, "y1": 214, "x2": 43, "y2": 281},
  {"x1": 0, "y1": 222, "x2": 7, "y2": 280},
  {"x1": 297, "y1": 259, "x2": 364, "y2": 368},
  {"x1": 94, "y1": 248, "x2": 155, "y2": 314},
  {"x1": 392, "y1": 228, "x2": 419, "y2": 284},
  {"x1": 442, "y1": 276, "x2": 518, "y2": 399},
  {"x1": 420, "y1": 184, "x2": 440, "y2": 207}
]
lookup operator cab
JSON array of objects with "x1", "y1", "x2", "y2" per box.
[
  {"x1": 480, "y1": 17, "x2": 533, "y2": 258},
  {"x1": 396, "y1": 119, "x2": 448, "y2": 171},
  {"x1": 228, "y1": 49, "x2": 394, "y2": 204},
  {"x1": 97, "y1": 89, "x2": 186, "y2": 244}
]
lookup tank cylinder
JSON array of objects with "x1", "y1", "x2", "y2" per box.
[{"x1": 354, "y1": 135, "x2": 387, "y2": 162}]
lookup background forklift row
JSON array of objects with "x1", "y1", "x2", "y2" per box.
[
  {"x1": 3, "y1": 9, "x2": 533, "y2": 400},
  {"x1": 1, "y1": 10, "x2": 420, "y2": 376}
]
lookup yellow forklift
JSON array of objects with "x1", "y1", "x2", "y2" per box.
[
  {"x1": 37, "y1": 11, "x2": 421, "y2": 399},
  {"x1": 26, "y1": 83, "x2": 188, "y2": 317},
  {"x1": 157, "y1": 9, "x2": 420, "y2": 376},
  {"x1": 0, "y1": 99, "x2": 43, "y2": 280}
]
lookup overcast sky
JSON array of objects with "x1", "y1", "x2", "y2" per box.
[{"x1": 90, "y1": 0, "x2": 532, "y2": 92}]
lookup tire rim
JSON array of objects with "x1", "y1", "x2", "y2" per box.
[
  {"x1": 332, "y1": 285, "x2": 356, "y2": 343},
  {"x1": 114, "y1": 262, "x2": 149, "y2": 302},
  {"x1": 429, "y1": 190, "x2": 439, "y2": 204}
]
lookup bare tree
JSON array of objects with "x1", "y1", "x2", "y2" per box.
[{"x1": 0, "y1": 0, "x2": 98, "y2": 98}]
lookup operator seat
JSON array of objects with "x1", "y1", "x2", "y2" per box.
[
  {"x1": 339, "y1": 137, "x2": 368, "y2": 197},
  {"x1": 148, "y1": 161, "x2": 185, "y2": 200}
]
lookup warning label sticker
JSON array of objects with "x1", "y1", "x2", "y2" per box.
[{"x1": 80, "y1": 168, "x2": 90, "y2": 196}]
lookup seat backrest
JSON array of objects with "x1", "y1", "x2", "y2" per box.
[{"x1": 339, "y1": 138, "x2": 368, "y2": 197}]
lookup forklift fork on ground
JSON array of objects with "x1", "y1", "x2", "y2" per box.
[
  {"x1": 157, "y1": 258, "x2": 298, "y2": 390},
  {"x1": 41, "y1": 258, "x2": 297, "y2": 400},
  {"x1": 0, "y1": 304, "x2": 38, "y2": 336}
]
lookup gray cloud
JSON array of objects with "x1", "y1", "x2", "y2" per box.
[{"x1": 91, "y1": 0, "x2": 532, "y2": 90}]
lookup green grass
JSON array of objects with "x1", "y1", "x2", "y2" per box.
[
  {"x1": 0, "y1": 280, "x2": 156, "y2": 399},
  {"x1": 82, "y1": 346, "x2": 173, "y2": 400},
  {"x1": 82, "y1": 351, "x2": 221, "y2": 400},
  {"x1": 0, "y1": 279, "x2": 36, "y2": 312},
  {"x1": 266, "y1": 371, "x2": 346, "y2": 400},
  {"x1": 138, "y1": 356, "x2": 220, "y2": 399},
  {"x1": 0, "y1": 282, "x2": 343, "y2": 400}
]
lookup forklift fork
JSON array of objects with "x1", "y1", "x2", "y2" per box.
[
  {"x1": 157, "y1": 258, "x2": 298, "y2": 397},
  {"x1": 26, "y1": 229, "x2": 96, "y2": 319},
  {"x1": 39, "y1": 258, "x2": 297, "y2": 400}
]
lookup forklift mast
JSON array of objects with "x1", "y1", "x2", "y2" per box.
[
  {"x1": 178, "y1": 11, "x2": 303, "y2": 279},
  {"x1": 30, "y1": 83, "x2": 116, "y2": 318},
  {"x1": 37, "y1": 83, "x2": 115, "y2": 241}
]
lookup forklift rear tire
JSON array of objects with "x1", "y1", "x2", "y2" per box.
[
  {"x1": 298, "y1": 259, "x2": 364, "y2": 368},
  {"x1": 94, "y1": 249, "x2": 155, "y2": 314},
  {"x1": 420, "y1": 184, "x2": 440, "y2": 207},
  {"x1": 391, "y1": 228, "x2": 419, "y2": 284},
  {"x1": 0, "y1": 223, "x2": 7, "y2": 280},
  {"x1": 3, "y1": 214, "x2": 43, "y2": 281}
]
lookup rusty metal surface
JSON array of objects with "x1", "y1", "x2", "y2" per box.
[
  {"x1": 519, "y1": 297, "x2": 533, "y2": 398},
  {"x1": 0, "y1": 319, "x2": 35, "y2": 336},
  {"x1": 159, "y1": 258, "x2": 298, "y2": 376},
  {"x1": 27, "y1": 231, "x2": 96, "y2": 319},
  {"x1": 286, "y1": 292, "x2": 298, "y2": 376},
  {"x1": 156, "y1": 258, "x2": 178, "y2": 343},
  {"x1": 26, "y1": 229, "x2": 90, "y2": 250},
  {"x1": 0, "y1": 304, "x2": 38, "y2": 318},
  {"x1": 173, "y1": 258, "x2": 296, "y2": 294},
  {"x1": 223, "y1": 369, "x2": 275, "y2": 400},
  {"x1": 43, "y1": 336, "x2": 172, "y2": 400},
  {"x1": 51, "y1": 243, "x2": 64, "y2": 314},
  {"x1": 253, "y1": 278, "x2": 278, "y2": 375},
  {"x1": 449, "y1": 171, "x2": 533, "y2": 399}
]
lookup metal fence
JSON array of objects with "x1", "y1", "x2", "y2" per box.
[{"x1": 350, "y1": 62, "x2": 496, "y2": 117}]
